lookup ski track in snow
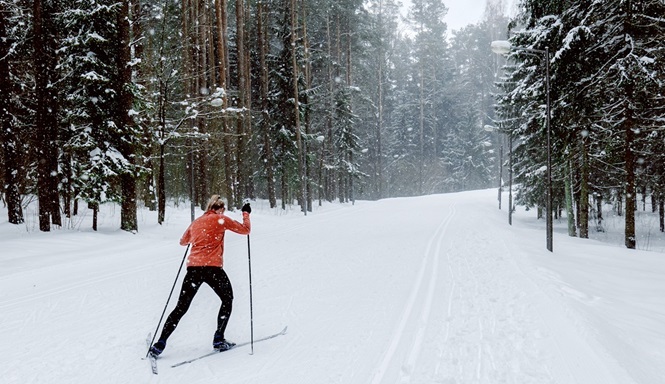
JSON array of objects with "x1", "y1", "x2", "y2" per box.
[
  {"x1": 370, "y1": 202, "x2": 455, "y2": 384},
  {"x1": 1, "y1": 191, "x2": 658, "y2": 383}
]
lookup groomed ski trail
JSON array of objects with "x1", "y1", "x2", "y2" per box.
[{"x1": 370, "y1": 203, "x2": 457, "y2": 384}]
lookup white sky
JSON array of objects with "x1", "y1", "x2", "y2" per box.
[
  {"x1": 400, "y1": 0, "x2": 517, "y2": 34},
  {"x1": 444, "y1": 0, "x2": 488, "y2": 31}
]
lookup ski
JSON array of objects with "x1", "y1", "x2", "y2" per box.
[
  {"x1": 148, "y1": 351, "x2": 158, "y2": 374},
  {"x1": 171, "y1": 326, "x2": 288, "y2": 368},
  {"x1": 144, "y1": 332, "x2": 159, "y2": 375}
]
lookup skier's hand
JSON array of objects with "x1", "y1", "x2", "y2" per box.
[{"x1": 241, "y1": 203, "x2": 251, "y2": 214}]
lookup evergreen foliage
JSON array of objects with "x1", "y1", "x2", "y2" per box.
[
  {"x1": 495, "y1": 0, "x2": 665, "y2": 248},
  {"x1": 10, "y1": 0, "x2": 661, "y2": 247}
]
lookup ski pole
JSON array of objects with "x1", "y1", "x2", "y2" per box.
[
  {"x1": 247, "y1": 234, "x2": 254, "y2": 355},
  {"x1": 146, "y1": 244, "x2": 190, "y2": 358}
]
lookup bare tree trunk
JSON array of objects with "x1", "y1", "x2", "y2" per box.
[
  {"x1": 658, "y1": 190, "x2": 665, "y2": 232},
  {"x1": 91, "y1": 202, "x2": 98, "y2": 231},
  {"x1": 565, "y1": 157, "x2": 576, "y2": 237},
  {"x1": 417, "y1": 14, "x2": 425, "y2": 196},
  {"x1": 215, "y1": 0, "x2": 234, "y2": 209},
  {"x1": 117, "y1": 0, "x2": 137, "y2": 232},
  {"x1": 156, "y1": 16, "x2": 170, "y2": 224},
  {"x1": 183, "y1": 0, "x2": 196, "y2": 219},
  {"x1": 596, "y1": 192, "x2": 604, "y2": 232},
  {"x1": 195, "y1": 0, "x2": 209, "y2": 210},
  {"x1": 257, "y1": 1, "x2": 276, "y2": 208},
  {"x1": 375, "y1": 0, "x2": 384, "y2": 200},
  {"x1": 579, "y1": 134, "x2": 589, "y2": 238},
  {"x1": 290, "y1": 0, "x2": 306, "y2": 214},
  {"x1": 302, "y1": 1, "x2": 313, "y2": 212},
  {"x1": 345, "y1": 16, "x2": 354, "y2": 204},
  {"x1": 0, "y1": 7, "x2": 23, "y2": 224},
  {"x1": 324, "y1": 12, "x2": 335, "y2": 202},
  {"x1": 624, "y1": 115, "x2": 636, "y2": 249},
  {"x1": 158, "y1": 141, "x2": 166, "y2": 224},
  {"x1": 33, "y1": 0, "x2": 61, "y2": 231},
  {"x1": 136, "y1": 1, "x2": 157, "y2": 212},
  {"x1": 236, "y1": 0, "x2": 247, "y2": 205},
  {"x1": 335, "y1": 13, "x2": 345, "y2": 203},
  {"x1": 243, "y1": 0, "x2": 253, "y2": 199}
]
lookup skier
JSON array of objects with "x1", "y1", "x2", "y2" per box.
[{"x1": 149, "y1": 195, "x2": 251, "y2": 356}]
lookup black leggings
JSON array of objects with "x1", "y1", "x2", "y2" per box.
[{"x1": 158, "y1": 266, "x2": 234, "y2": 342}]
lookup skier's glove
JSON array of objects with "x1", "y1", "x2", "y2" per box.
[{"x1": 241, "y1": 203, "x2": 252, "y2": 214}]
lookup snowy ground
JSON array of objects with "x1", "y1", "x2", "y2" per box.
[{"x1": 1, "y1": 189, "x2": 664, "y2": 384}]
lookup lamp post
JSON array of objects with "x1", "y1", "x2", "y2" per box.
[
  {"x1": 491, "y1": 40, "x2": 553, "y2": 252},
  {"x1": 484, "y1": 124, "x2": 503, "y2": 210}
]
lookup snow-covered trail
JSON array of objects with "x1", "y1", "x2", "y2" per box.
[{"x1": 1, "y1": 190, "x2": 660, "y2": 383}]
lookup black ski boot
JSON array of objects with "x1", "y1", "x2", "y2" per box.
[
  {"x1": 213, "y1": 332, "x2": 236, "y2": 351},
  {"x1": 149, "y1": 340, "x2": 166, "y2": 356}
]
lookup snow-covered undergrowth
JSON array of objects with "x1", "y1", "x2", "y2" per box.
[{"x1": 1, "y1": 189, "x2": 663, "y2": 383}]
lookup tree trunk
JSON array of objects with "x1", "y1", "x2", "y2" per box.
[
  {"x1": 302, "y1": 1, "x2": 313, "y2": 212},
  {"x1": 624, "y1": 116, "x2": 636, "y2": 249},
  {"x1": 158, "y1": 142, "x2": 166, "y2": 225},
  {"x1": 156, "y1": 57, "x2": 168, "y2": 224},
  {"x1": 132, "y1": 0, "x2": 155, "y2": 211},
  {"x1": 215, "y1": 0, "x2": 235, "y2": 209},
  {"x1": 579, "y1": 135, "x2": 589, "y2": 238},
  {"x1": 418, "y1": 16, "x2": 425, "y2": 196},
  {"x1": 345, "y1": 16, "x2": 354, "y2": 204},
  {"x1": 117, "y1": 0, "x2": 138, "y2": 232},
  {"x1": 0, "y1": 8, "x2": 23, "y2": 224},
  {"x1": 596, "y1": 192, "x2": 604, "y2": 232},
  {"x1": 243, "y1": 0, "x2": 254, "y2": 200},
  {"x1": 290, "y1": 0, "x2": 306, "y2": 214},
  {"x1": 196, "y1": 0, "x2": 209, "y2": 211},
  {"x1": 375, "y1": 0, "x2": 384, "y2": 200},
  {"x1": 325, "y1": 13, "x2": 335, "y2": 202},
  {"x1": 257, "y1": 1, "x2": 276, "y2": 208},
  {"x1": 236, "y1": 0, "x2": 248, "y2": 205},
  {"x1": 33, "y1": 0, "x2": 61, "y2": 231},
  {"x1": 91, "y1": 202, "x2": 98, "y2": 232},
  {"x1": 658, "y1": 191, "x2": 665, "y2": 232},
  {"x1": 565, "y1": 157, "x2": 576, "y2": 237}
]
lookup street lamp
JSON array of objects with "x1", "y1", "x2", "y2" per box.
[
  {"x1": 484, "y1": 124, "x2": 504, "y2": 211},
  {"x1": 491, "y1": 40, "x2": 553, "y2": 252}
]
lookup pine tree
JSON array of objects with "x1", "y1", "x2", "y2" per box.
[
  {"x1": 60, "y1": 0, "x2": 141, "y2": 231},
  {"x1": 406, "y1": 0, "x2": 453, "y2": 194},
  {"x1": 141, "y1": 0, "x2": 184, "y2": 224},
  {"x1": 584, "y1": 0, "x2": 665, "y2": 249}
]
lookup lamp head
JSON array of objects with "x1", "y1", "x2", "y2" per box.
[{"x1": 491, "y1": 40, "x2": 512, "y2": 55}]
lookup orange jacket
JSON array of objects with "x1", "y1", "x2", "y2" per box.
[{"x1": 180, "y1": 210, "x2": 251, "y2": 268}]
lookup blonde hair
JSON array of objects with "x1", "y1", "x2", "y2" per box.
[{"x1": 206, "y1": 195, "x2": 225, "y2": 211}]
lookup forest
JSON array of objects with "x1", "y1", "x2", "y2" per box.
[{"x1": 1, "y1": 0, "x2": 664, "y2": 249}]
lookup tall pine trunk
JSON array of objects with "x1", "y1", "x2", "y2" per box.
[
  {"x1": 195, "y1": 0, "x2": 209, "y2": 210},
  {"x1": 658, "y1": 194, "x2": 665, "y2": 232},
  {"x1": 302, "y1": 1, "x2": 313, "y2": 212},
  {"x1": 374, "y1": 0, "x2": 385, "y2": 200},
  {"x1": 324, "y1": 12, "x2": 335, "y2": 202},
  {"x1": 117, "y1": 0, "x2": 138, "y2": 232},
  {"x1": 564, "y1": 157, "x2": 576, "y2": 237},
  {"x1": 0, "y1": 8, "x2": 23, "y2": 224},
  {"x1": 33, "y1": 0, "x2": 61, "y2": 231},
  {"x1": 579, "y1": 134, "x2": 589, "y2": 238},
  {"x1": 624, "y1": 114, "x2": 636, "y2": 249},
  {"x1": 235, "y1": 0, "x2": 248, "y2": 205},
  {"x1": 290, "y1": 0, "x2": 306, "y2": 214},
  {"x1": 257, "y1": 1, "x2": 276, "y2": 208},
  {"x1": 215, "y1": 0, "x2": 235, "y2": 209}
]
